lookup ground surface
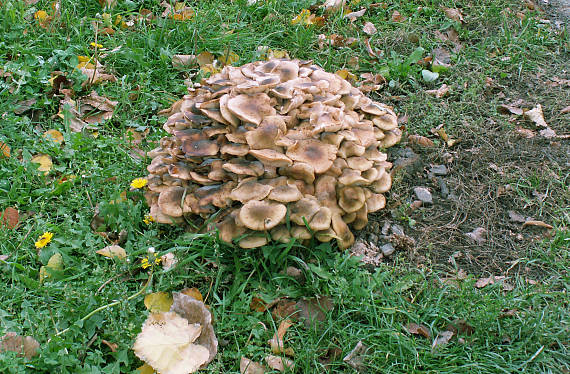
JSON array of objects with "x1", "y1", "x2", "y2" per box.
[{"x1": 0, "y1": 0, "x2": 568, "y2": 373}]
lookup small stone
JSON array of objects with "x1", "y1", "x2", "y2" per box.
[
  {"x1": 381, "y1": 243, "x2": 396, "y2": 256},
  {"x1": 414, "y1": 187, "x2": 433, "y2": 204},
  {"x1": 438, "y1": 177, "x2": 449, "y2": 198},
  {"x1": 381, "y1": 221, "x2": 391, "y2": 236},
  {"x1": 430, "y1": 164, "x2": 448, "y2": 176},
  {"x1": 507, "y1": 210, "x2": 526, "y2": 223},
  {"x1": 391, "y1": 224, "x2": 405, "y2": 237},
  {"x1": 368, "y1": 233, "x2": 379, "y2": 243}
]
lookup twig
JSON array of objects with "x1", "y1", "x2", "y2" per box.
[
  {"x1": 53, "y1": 273, "x2": 152, "y2": 338},
  {"x1": 89, "y1": 26, "x2": 99, "y2": 88}
]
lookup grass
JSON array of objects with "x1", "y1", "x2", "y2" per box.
[{"x1": 0, "y1": 0, "x2": 568, "y2": 372}]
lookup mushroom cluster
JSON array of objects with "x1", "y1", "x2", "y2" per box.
[{"x1": 145, "y1": 58, "x2": 401, "y2": 249}]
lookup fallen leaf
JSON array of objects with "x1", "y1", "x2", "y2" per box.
[
  {"x1": 500, "y1": 309, "x2": 518, "y2": 318},
  {"x1": 144, "y1": 292, "x2": 174, "y2": 313},
  {"x1": 295, "y1": 296, "x2": 333, "y2": 328},
  {"x1": 219, "y1": 50, "x2": 239, "y2": 66},
  {"x1": 497, "y1": 104, "x2": 523, "y2": 116},
  {"x1": 31, "y1": 154, "x2": 53, "y2": 174},
  {"x1": 13, "y1": 99, "x2": 36, "y2": 115},
  {"x1": 425, "y1": 84, "x2": 449, "y2": 98},
  {"x1": 0, "y1": 142, "x2": 10, "y2": 158},
  {"x1": 39, "y1": 252, "x2": 63, "y2": 283},
  {"x1": 560, "y1": 106, "x2": 570, "y2": 114},
  {"x1": 344, "y1": 8, "x2": 366, "y2": 22},
  {"x1": 343, "y1": 340, "x2": 369, "y2": 371},
  {"x1": 240, "y1": 357, "x2": 267, "y2": 374},
  {"x1": 391, "y1": 10, "x2": 405, "y2": 22},
  {"x1": 96, "y1": 245, "x2": 127, "y2": 259},
  {"x1": 522, "y1": 220, "x2": 553, "y2": 229},
  {"x1": 136, "y1": 364, "x2": 156, "y2": 374},
  {"x1": 322, "y1": 0, "x2": 344, "y2": 12},
  {"x1": 0, "y1": 332, "x2": 40, "y2": 359},
  {"x1": 180, "y1": 288, "x2": 203, "y2": 302},
  {"x1": 363, "y1": 38, "x2": 378, "y2": 59},
  {"x1": 444, "y1": 319, "x2": 474, "y2": 336},
  {"x1": 318, "y1": 346, "x2": 343, "y2": 367},
  {"x1": 133, "y1": 311, "x2": 210, "y2": 374},
  {"x1": 250, "y1": 297, "x2": 268, "y2": 312},
  {"x1": 80, "y1": 90, "x2": 118, "y2": 124},
  {"x1": 431, "y1": 330, "x2": 454, "y2": 352},
  {"x1": 408, "y1": 134, "x2": 434, "y2": 147},
  {"x1": 79, "y1": 62, "x2": 117, "y2": 87},
  {"x1": 422, "y1": 69, "x2": 439, "y2": 82},
  {"x1": 335, "y1": 69, "x2": 357, "y2": 82},
  {"x1": 172, "y1": 55, "x2": 197, "y2": 69},
  {"x1": 362, "y1": 22, "x2": 377, "y2": 35},
  {"x1": 268, "y1": 320, "x2": 294, "y2": 356},
  {"x1": 431, "y1": 47, "x2": 452, "y2": 72},
  {"x1": 515, "y1": 127, "x2": 536, "y2": 138},
  {"x1": 475, "y1": 275, "x2": 506, "y2": 288},
  {"x1": 1, "y1": 207, "x2": 19, "y2": 229},
  {"x1": 271, "y1": 299, "x2": 298, "y2": 320},
  {"x1": 34, "y1": 10, "x2": 52, "y2": 28},
  {"x1": 101, "y1": 339, "x2": 118, "y2": 352},
  {"x1": 465, "y1": 227, "x2": 486, "y2": 245},
  {"x1": 161, "y1": 252, "x2": 177, "y2": 270},
  {"x1": 405, "y1": 323, "x2": 430, "y2": 338},
  {"x1": 264, "y1": 355, "x2": 294, "y2": 372},
  {"x1": 524, "y1": 104, "x2": 548, "y2": 128},
  {"x1": 291, "y1": 9, "x2": 323, "y2": 26},
  {"x1": 441, "y1": 7, "x2": 464, "y2": 22},
  {"x1": 43, "y1": 129, "x2": 64, "y2": 144}
]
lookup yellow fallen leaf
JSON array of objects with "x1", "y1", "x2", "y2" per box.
[
  {"x1": 335, "y1": 69, "x2": 357, "y2": 82},
  {"x1": 291, "y1": 9, "x2": 312, "y2": 25},
  {"x1": 96, "y1": 245, "x2": 127, "y2": 259},
  {"x1": 268, "y1": 319, "x2": 294, "y2": 356},
  {"x1": 219, "y1": 50, "x2": 239, "y2": 66},
  {"x1": 44, "y1": 129, "x2": 64, "y2": 144},
  {"x1": 180, "y1": 287, "x2": 203, "y2": 302},
  {"x1": 196, "y1": 51, "x2": 215, "y2": 67},
  {"x1": 40, "y1": 252, "x2": 63, "y2": 283},
  {"x1": 0, "y1": 142, "x2": 10, "y2": 158},
  {"x1": 144, "y1": 292, "x2": 174, "y2": 313},
  {"x1": 133, "y1": 312, "x2": 210, "y2": 374},
  {"x1": 136, "y1": 364, "x2": 156, "y2": 374},
  {"x1": 31, "y1": 154, "x2": 53, "y2": 174},
  {"x1": 200, "y1": 64, "x2": 222, "y2": 76}
]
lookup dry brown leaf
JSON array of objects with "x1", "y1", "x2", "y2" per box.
[
  {"x1": 560, "y1": 106, "x2": 570, "y2": 114},
  {"x1": 524, "y1": 104, "x2": 548, "y2": 128},
  {"x1": 161, "y1": 252, "x2": 177, "y2": 270},
  {"x1": 515, "y1": 127, "x2": 536, "y2": 138},
  {"x1": 172, "y1": 55, "x2": 197, "y2": 69},
  {"x1": 408, "y1": 134, "x2": 434, "y2": 147},
  {"x1": 344, "y1": 8, "x2": 366, "y2": 22},
  {"x1": 444, "y1": 319, "x2": 474, "y2": 336},
  {"x1": 44, "y1": 129, "x2": 64, "y2": 144},
  {"x1": 295, "y1": 296, "x2": 333, "y2": 328},
  {"x1": 31, "y1": 154, "x2": 53, "y2": 174},
  {"x1": 335, "y1": 69, "x2": 357, "y2": 83},
  {"x1": 96, "y1": 245, "x2": 127, "y2": 259},
  {"x1": 264, "y1": 355, "x2": 294, "y2": 372},
  {"x1": 362, "y1": 22, "x2": 377, "y2": 35},
  {"x1": 13, "y1": 99, "x2": 36, "y2": 115},
  {"x1": 405, "y1": 323, "x2": 430, "y2": 338},
  {"x1": 431, "y1": 330, "x2": 454, "y2": 352},
  {"x1": 240, "y1": 357, "x2": 267, "y2": 374},
  {"x1": 425, "y1": 84, "x2": 449, "y2": 98},
  {"x1": 497, "y1": 104, "x2": 523, "y2": 116},
  {"x1": 133, "y1": 312, "x2": 209, "y2": 374},
  {"x1": 343, "y1": 340, "x2": 369, "y2": 371},
  {"x1": 322, "y1": 0, "x2": 345, "y2": 12},
  {"x1": 465, "y1": 227, "x2": 486, "y2": 245},
  {"x1": 0, "y1": 332, "x2": 40, "y2": 359},
  {"x1": 500, "y1": 309, "x2": 518, "y2": 318},
  {"x1": 1, "y1": 207, "x2": 19, "y2": 229},
  {"x1": 268, "y1": 320, "x2": 294, "y2": 356},
  {"x1": 475, "y1": 275, "x2": 506, "y2": 288},
  {"x1": 79, "y1": 65, "x2": 117, "y2": 87},
  {"x1": 250, "y1": 297, "x2": 268, "y2": 312},
  {"x1": 101, "y1": 339, "x2": 118, "y2": 352},
  {"x1": 271, "y1": 299, "x2": 298, "y2": 320},
  {"x1": 391, "y1": 10, "x2": 405, "y2": 22},
  {"x1": 144, "y1": 292, "x2": 174, "y2": 313},
  {"x1": 441, "y1": 7, "x2": 464, "y2": 22},
  {"x1": 522, "y1": 220, "x2": 553, "y2": 229}
]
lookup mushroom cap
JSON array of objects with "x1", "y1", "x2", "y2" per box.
[
  {"x1": 309, "y1": 207, "x2": 332, "y2": 231},
  {"x1": 238, "y1": 234, "x2": 269, "y2": 248},
  {"x1": 150, "y1": 205, "x2": 184, "y2": 224},
  {"x1": 217, "y1": 213, "x2": 247, "y2": 243},
  {"x1": 219, "y1": 94, "x2": 240, "y2": 127},
  {"x1": 346, "y1": 157, "x2": 374, "y2": 171},
  {"x1": 270, "y1": 225, "x2": 292, "y2": 243},
  {"x1": 222, "y1": 159, "x2": 265, "y2": 177},
  {"x1": 315, "y1": 228, "x2": 336, "y2": 243},
  {"x1": 370, "y1": 171, "x2": 392, "y2": 193},
  {"x1": 291, "y1": 225, "x2": 312, "y2": 240},
  {"x1": 338, "y1": 169, "x2": 368, "y2": 186},
  {"x1": 227, "y1": 93, "x2": 276, "y2": 125},
  {"x1": 352, "y1": 205, "x2": 368, "y2": 230},
  {"x1": 229, "y1": 179, "x2": 273, "y2": 203},
  {"x1": 248, "y1": 149, "x2": 293, "y2": 167},
  {"x1": 182, "y1": 139, "x2": 219, "y2": 157},
  {"x1": 366, "y1": 193, "x2": 386, "y2": 213},
  {"x1": 286, "y1": 139, "x2": 337, "y2": 174},
  {"x1": 331, "y1": 213, "x2": 355, "y2": 249},
  {"x1": 338, "y1": 186, "x2": 366, "y2": 213},
  {"x1": 289, "y1": 197, "x2": 320, "y2": 225},
  {"x1": 158, "y1": 186, "x2": 185, "y2": 217},
  {"x1": 221, "y1": 143, "x2": 249, "y2": 156},
  {"x1": 239, "y1": 200, "x2": 286, "y2": 230},
  {"x1": 279, "y1": 162, "x2": 315, "y2": 184},
  {"x1": 379, "y1": 128, "x2": 402, "y2": 148},
  {"x1": 267, "y1": 184, "x2": 303, "y2": 203}
]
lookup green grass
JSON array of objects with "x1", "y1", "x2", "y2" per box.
[{"x1": 1, "y1": 0, "x2": 568, "y2": 372}]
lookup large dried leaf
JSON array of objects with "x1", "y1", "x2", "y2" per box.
[
  {"x1": 31, "y1": 154, "x2": 53, "y2": 174},
  {"x1": 268, "y1": 320, "x2": 294, "y2": 356},
  {"x1": 133, "y1": 312, "x2": 209, "y2": 374},
  {"x1": 144, "y1": 292, "x2": 174, "y2": 313},
  {"x1": 265, "y1": 355, "x2": 294, "y2": 372},
  {"x1": 1, "y1": 207, "x2": 19, "y2": 229},
  {"x1": 295, "y1": 296, "x2": 333, "y2": 328},
  {"x1": 343, "y1": 340, "x2": 369, "y2": 371},
  {"x1": 0, "y1": 332, "x2": 40, "y2": 359},
  {"x1": 96, "y1": 245, "x2": 127, "y2": 260},
  {"x1": 240, "y1": 357, "x2": 267, "y2": 374},
  {"x1": 405, "y1": 323, "x2": 430, "y2": 338},
  {"x1": 431, "y1": 330, "x2": 454, "y2": 352},
  {"x1": 39, "y1": 253, "x2": 63, "y2": 283},
  {"x1": 0, "y1": 141, "x2": 10, "y2": 158},
  {"x1": 44, "y1": 129, "x2": 64, "y2": 144}
]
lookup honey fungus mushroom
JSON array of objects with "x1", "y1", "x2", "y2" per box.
[{"x1": 145, "y1": 58, "x2": 401, "y2": 249}]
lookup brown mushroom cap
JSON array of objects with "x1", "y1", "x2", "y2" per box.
[
  {"x1": 291, "y1": 225, "x2": 312, "y2": 240},
  {"x1": 239, "y1": 200, "x2": 286, "y2": 230},
  {"x1": 338, "y1": 186, "x2": 366, "y2": 213},
  {"x1": 286, "y1": 139, "x2": 337, "y2": 174},
  {"x1": 249, "y1": 149, "x2": 293, "y2": 167},
  {"x1": 331, "y1": 214, "x2": 355, "y2": 249},
  {"x1": 267, "y1": 184, "x2": 303, "y2": 203},
  {"x1": 158, "y1": 186, "x2": 185, "y2": 217},
  {"x1": 227, "y1": 93, "x2": 276, "y2": 125},
  {"x1": 182, "y1": 139, "x2": 219, "y2": 157},
  {"x1": 238, "y1": 234, "x2": 269, "y2": 249},
  {"x1": 229, "y1": 179, "x2": 273, "y2": 203},
  {"x1": 279, "y1": 162, "x2": 315, "y2": 185},
  {"x1": 366, "y1": 193, "x2": 386, "y2": 212},
  {"x1": 217, "y1": 213, "x2": 247, "y2": 243},
  {"x1": 309, "y1": 207, "x2": 332, "y2": 231},
  {"x1": 289, "y1": 197, "x2": 320, "y2": 225},
  {"x1": 270, "y1": 225, "x2": 291, "y2": 243}
]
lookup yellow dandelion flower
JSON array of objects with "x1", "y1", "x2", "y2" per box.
[
  {"x1": 90, "y1": 42, "x2": 103, "y2": 49},
  {"x1": 141, "y1": 258, "x2": 151, "y2": 269},
  {"x1": 154, "y1": 256, "x2": 161, "y2": 265},
  {"x1": 130, "y1": 178, "x2": 147, "y2": 189},
  {"x1": 143, "y1": 214, "x2": 155, "y2": 225},
  {"x1": 35, "y1": 232, "x2": 54, "y2": 249}
]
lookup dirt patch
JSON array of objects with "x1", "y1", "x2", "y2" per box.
[
  {"x1": 542, "y1": 0, "x2": 570, "y2": 25},
  {"x1": 358, "y1": 100, "x2": 569, "y2": 277}
]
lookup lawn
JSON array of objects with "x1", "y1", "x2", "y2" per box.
[{"x1": 0, "y1": 0, "x2": 568, "y2": 373}]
